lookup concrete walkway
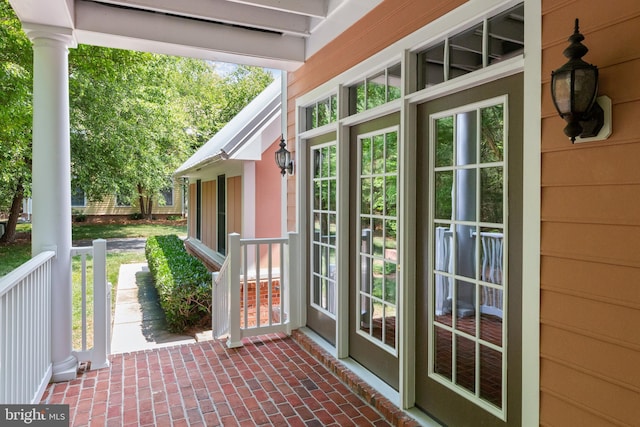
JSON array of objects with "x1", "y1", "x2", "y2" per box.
[
  {"x1": 110, "y1": 263, "x2": 196, "y2": 354},
  {"x1": 73, "y1": 237, "x2": 147, "y2": 253}
]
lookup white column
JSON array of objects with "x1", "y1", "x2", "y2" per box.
[{"x1": 24, "y1": 24, "x2": 77, "y2": 382}]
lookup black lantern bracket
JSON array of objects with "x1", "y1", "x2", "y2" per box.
[
  {"x1": 275, "y1": 135, "x2": 294, "y2": 176},
  {"x1": 574, "y1": 95, "x2": 611, "y2": 143},
  {"x1": 551, "y1": 19, "x2": 612, "y2": 143}
]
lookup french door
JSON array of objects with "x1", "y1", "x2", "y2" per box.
[
  {"x1": 349, "y1": 113, "x2": 400, "y2": 390},
  {"x1": 415, "y1": 74, "x2": 523, "y2": 425},
  {"x1": 307, "y1": 133, "x2": 338, "y2": 345}
]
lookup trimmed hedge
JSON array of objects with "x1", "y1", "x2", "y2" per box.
[{"x1": 145, "y1": 235, "x2": 212, "y2": 332}]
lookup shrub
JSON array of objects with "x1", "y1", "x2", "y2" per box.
[
  {"x1": 129, "y1": 212, "x2": 144, "y2": 220},
  {"x1": 72, "y1": 210, "x2": 87, "y2": 222},
  {"x1": 145, "y1": 235, "x2": 212, "y2": 332}
]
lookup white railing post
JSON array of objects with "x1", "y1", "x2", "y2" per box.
[
  {"x1": 91, "y1": 239, "x2": 109, "y2": 369},
  {"x1": 286, "y1": 232, "x2": 299, "y2": 331},
  {"x1": 227, "y1": 233, "x2": 243, "y2": 348}
]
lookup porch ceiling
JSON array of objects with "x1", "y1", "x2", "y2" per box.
[{"x1": 8, "y1": 0, "x2": 382, "y2": 71}]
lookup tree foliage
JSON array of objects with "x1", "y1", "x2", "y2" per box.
[
  {"x1": 0, "y1": 0, "x2": 32, "y2": 242},
  {"x1": 1, "y1": 0, "x2": 274, "y2": 241},
  {"x1": 69, "y1": 47, "x2": 274, "y2": 218}
]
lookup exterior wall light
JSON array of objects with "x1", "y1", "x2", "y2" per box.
[
  {"x1": 551, "y1": 19, "x2": 606, "y2": 143},
  {"x1": 275, "y1": 135, "x2": 294, "y2": 176}
]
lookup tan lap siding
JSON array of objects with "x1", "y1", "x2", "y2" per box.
[
  {"x1": 541, "y1": 1, "x2": 640, "y2": 425},
  {"x1": 201, "y1": 180, "x2": 216, "y2": 250}
]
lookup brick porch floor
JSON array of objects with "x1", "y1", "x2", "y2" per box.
[{"x1": 40, "y1": 331, "x2": 421, "y2": 426}]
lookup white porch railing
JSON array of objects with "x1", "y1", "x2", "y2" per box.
[
  {"x1": 70, "y1": 239, "x2": 111, "y2": 370},
  {"x1": 221, "y1": 232, "x2": 299, "y2": 348},
  {"x1": 0, "y1": 250, "x2": 54, "y2": 404}
]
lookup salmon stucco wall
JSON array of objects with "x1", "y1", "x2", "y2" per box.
[
  {"x1": 228, "y1": 176, "x2": 242, "y2": 237},
  {"x1": 255, "y1": 138, "x2": 283, "y2": 239},
  {"x1": 540, "y1": 1, "x2": 640, "y2": 425}
]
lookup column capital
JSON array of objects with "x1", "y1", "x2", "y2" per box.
[{"x1": 22, "y1": 23, "x2": 76, "y2": 48}]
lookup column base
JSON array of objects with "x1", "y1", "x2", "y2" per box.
[{"x1": 51, "y1": 355, "x2": 78, "y2": 382}]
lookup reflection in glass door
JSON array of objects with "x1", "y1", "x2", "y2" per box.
[
  {"x1": 430, "y1": 99, "x2": 507, "y2": 416},
  {"x1": 311, "y1": 143, "x2": 338, "y2": 316},
  {"x1": 357, "y1": 129, "x2": 398, "y2": 354}
]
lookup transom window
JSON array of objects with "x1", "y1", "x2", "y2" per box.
[
  {"x1": 417, "y1": 3, "x2": 524, "y2": 90},
  {"x1": 357, "y1": 128, "x2": 399, "y2": 354},
  {"x1": 310, "y1": 142, "x2": 338, "y2": 316},
  {"x1": 429, "y1": 98, "x2": 507, "y2": 417},
  {"x1": 304, "y1": 95, "x2": 338, "y2": 131},
  {"x1": 348, "y1": 63, "x2": 402, "y2": 115}
]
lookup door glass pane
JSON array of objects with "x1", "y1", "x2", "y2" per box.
[
  {"x1": 480, "y1": 345, "x2": 503, "y2": 408},
  {"x1": 384, "y1": 305, "x2": 397, "y2": 348},
  {"x1": 361, "y1": 178, "x2": 372, "y2": 215},
  {"x1": 456, "y1": 335, "x2": 476, "y2": 393},
  {"x1": 434, "y1": 326, "x2": 452, "y2": 380},
  {"x1": 372, "y1": 134, "x2": 385, "y2": 174},
  {"x1": 434, "y1": 171, "x2": 453, "y2": 220},
  {"x1": 361, "y1": 137, "x2": 372, "y2": 174},
  {"x1": 372, "y1": 301, "x2": 384, "y2": 341},
  {"x1": 480, "y1": 286, "x2": 502, "y2": 346},
  {"x1": 480, "y1": 104, "x2": 504, "y2": 163},
  {"x1": 479, "y1": 228, "x2": 503, "y2": 285},
  {"x1": 455, "y1": 279, "x2": 476, "y2": 336},
  {"x1": 384, "y1": 262, "x2": 397, "y2": 305},
  {"x1": 435, "y1": 116, "x2": 454, "y2": 167},
  {"x1": 310, "y1": 142, "x2": 338, "y2": 316},
  {"x1": 480, "y1": 167, "x2": 503, "y2": 224},
  {"x1": 430, "y1": 102, "x2": 506, "y2": 411},
  {"x1": 386, "y1": 131, "x2": 398, "y2": 172},
  {"x1": 358, "y1": 130, "x2": 399, "y2": 353}
]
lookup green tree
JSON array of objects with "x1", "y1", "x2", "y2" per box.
[
  {"x1": 69, "y1": 49, "x2": 274, "y2": 219},
  {"x1": 0, "y1": 0, "x2": 32, "y2": 242}
]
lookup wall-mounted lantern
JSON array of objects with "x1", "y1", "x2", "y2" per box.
[
  {"x1": 275, "y1": 135, "x2": 294, "y2": 176},
  {"x1": 551, "y1": 19, "x2": 607, "y2": 143}
]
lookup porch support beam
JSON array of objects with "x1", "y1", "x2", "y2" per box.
[{"x1": 24, "y1": 24, "x2": 78, "y2": 382}]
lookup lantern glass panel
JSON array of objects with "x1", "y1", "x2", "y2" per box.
[
  {"x1": 552, "y1": 70, "x2": 572, "y2": 114},
  {"x1": 573, "y1": 68, "x2": 597, "y2": 113}
]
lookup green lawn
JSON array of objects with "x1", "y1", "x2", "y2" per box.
[
  {"x1": 0, "y1": 221, "x2": 186, "y2": 277},
  {"x1": 0, "y1": 220, "x2": 187, "y2": 348},
  {"x1": 72, "y1": 221, "x2": 187, "y2": 241}
]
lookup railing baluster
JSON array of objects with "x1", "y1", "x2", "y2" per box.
[
  {"x1": 92, "y1": 239, "x2": 109, "y2": 370},
  {"x1": 227, "y1": 233, "x2": 243, "y2": 348},
  {"x1": 267, "y1": 243, "x2": 272, "y2": 326},
  {"x1": 255, "y1": 243, "x2": 261, "y2": 327},
  {"x1": 80, "y1": 253, "x2": 87, "y2": 352}
]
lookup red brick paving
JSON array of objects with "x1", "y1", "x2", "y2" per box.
[{"x1": 41, "y1": 332, "x2": 420, "y2": 426}]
